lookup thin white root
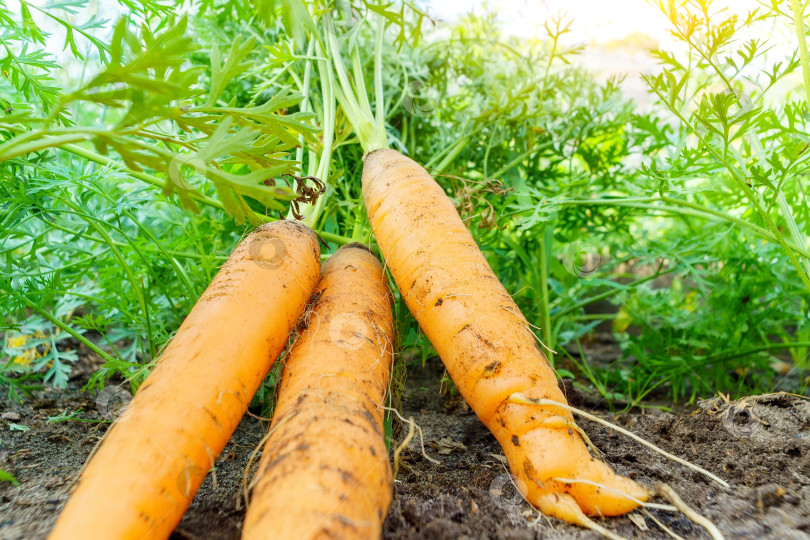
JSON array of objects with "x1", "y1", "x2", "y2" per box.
[
  {"x1": 381, "y1": 405, "x2": 441, "y2": 466},
  {"x1": 508, "y1": 394, "x2": 730, "y2": 489},
  {"x1": 656, "y1": 483, "x2": 725, "y2": 540},
  {"x1": 539, "y1": 416, "x2": 604, "y2": 459},
  {"x1": 642, "y1": 508, "x2": 686, "y2": 540},
  {"x1": 550, "y1": 477, "x2": 676, "y2": 511},
  {"x1": 499, "y1": 305, "x2": 558, "y2": 354},
  {"x1": 578, "y1": 514, "x2": 628, "y2": 540},
  {"x1": 241, "y1": 412, "x2": 294, "y2": 508},
  {"x1": 393, "y1": 417, "x2": 415, "y2": 478}
]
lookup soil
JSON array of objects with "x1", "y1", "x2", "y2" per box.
[{"x1": 2, "y1": 345, "x2": 810, "y2": 540}]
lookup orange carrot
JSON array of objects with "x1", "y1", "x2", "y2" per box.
[
  {"x1": 362, "y1": 149, "x2": 649, "y2": 525},
  {"x1": 242, "y1": 243, "x2": 394, "y2": 539},
  {"x1": 49, "y1": 220, "x2": 321, "y2": 540}
]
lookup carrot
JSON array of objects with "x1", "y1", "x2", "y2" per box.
[
  {"x1": 242, "y1": 243, "x2": 394, "y2": 539},
  {"x1": 49, "y1": 220, "x2": 321, "y2": 540},
  {"x1": 361, "y1": 149, "x2": 649, "y2": 525}
]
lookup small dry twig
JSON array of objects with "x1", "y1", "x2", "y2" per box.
[
  {"x1": 274, "y1": 173, "x2": 326, "y2": 220},
  {"x1": 657, "y1": 483, "x2": 725, "y2": 540}
]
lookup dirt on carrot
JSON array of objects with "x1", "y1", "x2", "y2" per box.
[
  {"x1": 242, "y1": 244, "x2": 394, "y2": 539},
  {"x1": 2, "y1": 338, "x2": 810, "y2": 539}
]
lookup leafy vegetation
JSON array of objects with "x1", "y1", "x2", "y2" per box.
[{"x1": 1, "y1": 0, "x2": 809, "y2": 406}]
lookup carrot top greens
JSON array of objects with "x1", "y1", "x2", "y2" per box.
[{"x1": 2, "y1": 0, "x2": 810, "y2": 404}]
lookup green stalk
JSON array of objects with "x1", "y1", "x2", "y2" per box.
[
  {"x1": 373, "y1": 15, "x2": 386, "y2": 131},
  {"x1": 467, "y1": 140, "x2": 556, "y2": 195},
  {"x1": 19, "y1": 295, "x2": 116, "y2": 364},
  {"x1": 327, "y1": 24, "x2": 370, "y2": 146},
  {"x1": 352, "y1": 48, "x2": 374, "y2": 123},
  {"x1": 750, "y1": 142, "x2": 810, "y2": 278},
  {"x1": 424, "y1": 132, "x2": 472, "y2": 169},
  {"x1": 66, "y1": 153, "x2": 203, "y2": 301},
  {"x1": 295, "y1": 37, "x2": 317, "y2": 167},
  {"x1": 401, "y1": 115, "x2": 409, "y2": 149},
  {"x1": 325, "y1": 14, "x2": 387, "y2": 152},
  {"x1": 698, "y1": 341, "x2": 810, "y2": 365},
  {"x1": 61, "y1": 143, "x2": 352, "y2": 244},
  {"x1": 792, "y1": 0, "x2": 810, "y2": 106},
  {"x1": 539, "y1": 226, "x2": 554, "y2": 358},
  {"x1": 504, "y1": 196, "x2": 810, "y2": 259},
  {"x1": 288, "y1": 38, "x2": 323, "y2": 222},
  {"x1": 0, "y1": 133, "x2": 90, "y2": 161},
  {"x1": 60, "y1": 199, "x2": 156, "y2": 359},
  {"x1": 45, "y1": 203, "x2": 180, "y2": 312},
  {"x1": 301, "y1": 57, "x2": 337, "y2": 228},
  {"x1": 786, "y1": 0, "x2": 810, "y2": 275},
  {"x1": 649, "y1": 4, "x2": 810, "y2": 291},
  {"x1": 46, "y1": 290, "x2": 138, "y2": 321},
  {"x1": 8, "y1": 126, "x2": 293, "y2": 211},
  {"x1": 120, "y1": 209, "x2": 196, "y2": 300},
  {"x1": 650, "y1": 78, "x2": 810, "y2": 292},
  {"x1": 482, "y1": 127, "x2": 498, "y2": 178},
  {"x1": 556, "y1": 266, "x2": 676, "y2": 318},
  {"x1": 432, "y1": 136, "x2": 468, "y2": 172},
  {"x1": 499, "y1": 231, "x2": 554, "y2": 355},
  {"x1": 572, "y1": 314, "x2": 616, "y2": 321},
  {"x1": 7, "y1": 212, "x2": 226, "y2": 262},
  {"x1": 61, "y1": 143, "x2": 228, "y2": 210},
  {"x1": 539, "y1": 25, "x2": 559, "y2": 97},
  {"x1": 660, "y1": 196, "x2": 810, "y2": 260},
  {"x1": 350, "y1": 204, "x2": 365, "y2": 241}
]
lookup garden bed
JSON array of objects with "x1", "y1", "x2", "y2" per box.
[{"x1": 2, "y1": 348, "x2": 809, "y2": 540}]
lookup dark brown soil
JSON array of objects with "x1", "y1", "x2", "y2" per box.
[{"x1": 2, "y1": 351, "x2": 810, "y2": 539}]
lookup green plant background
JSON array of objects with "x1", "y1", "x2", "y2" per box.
[{"x1": 2, "y1": 0, "x2": 809, "y2": 411}]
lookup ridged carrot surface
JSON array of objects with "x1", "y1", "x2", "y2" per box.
[
  {"x1": 49, "y1": 220, "x2": 320, "y2": 540},
  {"x1": 362, "y1": 149, "x2": 648, "y2": 523},
  {"x1": 242, "y1": 243, "x2": 394, "y2": 540}
]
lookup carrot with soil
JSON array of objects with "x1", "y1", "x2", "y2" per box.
[
  {"x1": 362, "y1": 149, "x2": 649, "y2": 525},
  {"x1": 49, "y1": 220, "x2": 321, "y2": 540},
  {"x1": 321, "y1": 16, "x2": 650, "y2": 527},
  {"x1": 242, "y1": 243, "x2": 394, "y2": 539}
]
